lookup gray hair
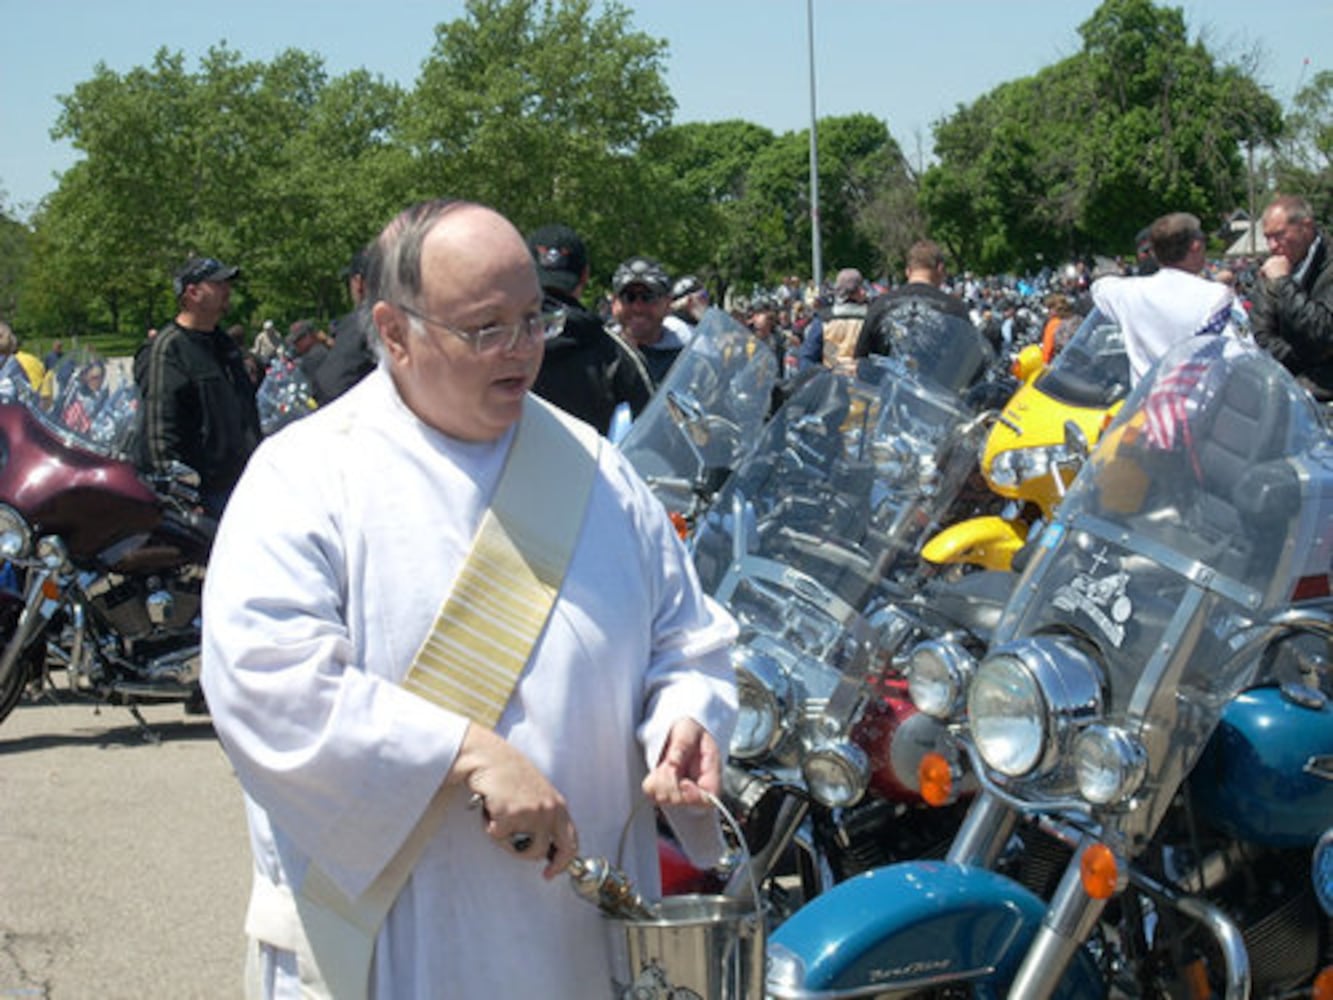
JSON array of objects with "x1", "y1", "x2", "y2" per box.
[
  {"x1": 365, "y1": 197, "x2": 471, "y2": 365},
  {"x1": 1266, "y1": 194, "x2": 1314, "y2": 225}
]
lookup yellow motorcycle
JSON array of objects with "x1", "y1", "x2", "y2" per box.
[{"x1": 922, "y1": 308, "x2": 1129, "y2": 572}]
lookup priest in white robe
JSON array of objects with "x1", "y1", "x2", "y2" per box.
[{"x1": 201, "y1": 199, "x2": 737, "y2": 999}]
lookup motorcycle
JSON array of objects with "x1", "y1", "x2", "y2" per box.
[
  {"x1": 619, "y1": 307, "x2": 779, "y2": 535},
  {"x1": 922, "y1": 306, "x2": 1131, "y2": 573},
  {"x1": 687, "y1": 312, "x2": 1002, "y2": 916},
  {"x1": 767, "y1": 334, "x2": 1333, "y2": 998},
  {"x1": 0, "y1": 358, "x2": 213, "y2": 733},
  {"x1": 256, "y1": 351, "x2": 318, "y2": 436}
]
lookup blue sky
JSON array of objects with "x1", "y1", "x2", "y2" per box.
[{"x1": 1, "y1": 0, "x2": 1326, "y2": 218}]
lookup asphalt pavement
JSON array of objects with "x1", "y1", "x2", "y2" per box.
[{"x1": 0, "y1": 694, "x2": 250, "y2": 999}]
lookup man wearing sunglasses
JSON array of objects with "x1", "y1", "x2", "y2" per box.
[{"x1": 611, "y1": 255, "x2": 691, "y2": 388}]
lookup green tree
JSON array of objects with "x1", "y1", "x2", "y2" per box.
[
  {"x1": 923, "y1": 59, "x2": 1093, "y2": 272},
  {"x1": 401, "y1": 0, "x2": 682, "y2": 284},
  {"x1": 0, "y1": 207, "x2": 31, "y2": 322},
  {"x1": 640, "y1": 120, "x2": 774, "y2": 290},
  {"x1": 922, "y1": 0, "x2": 1282, "y2": 271},
  {"x1": 1273, "y1": 69, "x2": 1333, "y2": 220},
  {"x1": 1076, "y1": 0, "x2": 1280, "y2": 247},
  {"x1": 828, "y1": 115, "x2": 920, "y2": 279},
  {"x1": 646, "y1": 114, "x2": 908, "y2": 291},
  {"x1": 24, "y1": 44, "x2": 407, "y2": 343}
]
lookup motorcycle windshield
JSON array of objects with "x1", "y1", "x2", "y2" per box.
[
  {"x1": 993, "y1": 336, "x2": 1330, "y2": 817},
  {"x1": 861, "y1": 308, "x2": 991, "y2": 396},
  {"x1": 1032, "y1": 307, "x2": 1130, "y2": 410},
  {"x1": 619, "y1": 308, "x2": 778, "y2": 516},
  {"x1": 256, "y1": 355, "x2": 316, "y2": 436},
  {"x1": 693, "y1": 355, "x2": 976, "y2": 645},
  {"x1": 0, "y1": 357, "x2": 41, "y2": 407},
  {"x1": 48, "y1": 356, "x2": 138, "y2": 456},
  {"x1": 0, "y1": 355, "x2": 138, "y2": 459}
]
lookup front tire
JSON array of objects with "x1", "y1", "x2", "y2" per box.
[{"x1": 0, "y1": 593, "x2": 44, "y2": 725}]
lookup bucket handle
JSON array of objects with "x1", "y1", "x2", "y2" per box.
[{"x1": 615, "y1": 788, "x2": 762, "y2": 912}]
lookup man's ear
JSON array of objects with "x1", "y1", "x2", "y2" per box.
[{"x1": 373, "y1": 302, "x2": 410, "y2": 362}]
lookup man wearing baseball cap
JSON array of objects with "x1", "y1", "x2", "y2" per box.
[
  {"x1": 611, "y1": 255, "x2": 690, "y2": 388},
  {"x1": 525, "y1": 224, "x2": 651, "y2": 434},
  {"x1": 133, "y1": 254, "x2": 261, "y2": 517},
  {"x1": 670, "y1": 274, "x2": 710, "y2": 329}
]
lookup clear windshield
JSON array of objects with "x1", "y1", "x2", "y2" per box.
[
  {"x1": 1032, "y1": 307, "x2": 1130, "y2": 409},
  {"x1": 619, "y1": 308, "x2": 778, "y2": 515},
  {"x1": 862, "y1": 309, "x2": 992, "y2": 395},
  {"x1": 999, "y1": 335, "x2": 1329, "y2": 734},
  {"x1": 693, "y1": 355, "x2": 978, "y2": 631},
  {"x1": 256, "y1": 355, "x2": 316, "y2": 436},
  {"x1": 0, "y1": 355, "x2": 138, "y2": 458}
]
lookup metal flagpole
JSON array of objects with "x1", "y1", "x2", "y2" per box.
[{"x1": 807, "y1": 0, "x2": 823, "y2": 291}]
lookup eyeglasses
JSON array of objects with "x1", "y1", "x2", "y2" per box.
[
  {"x1": 395, "y1": 302, "x2": 565, "y2": 354},
  {"x1": 618, "y1": 288, "x2": 663, "y2": 305},
  {"x1": 1263, "y1": 223, "x2": 1298, "y2": 243}
]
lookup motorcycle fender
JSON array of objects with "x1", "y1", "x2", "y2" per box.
[
  {"x1": 921, "y1": 516, "x2": 1026, "y2": 571},
  {"x1": 766, "y1": 862, "x2": 1103, "y2": 998}
]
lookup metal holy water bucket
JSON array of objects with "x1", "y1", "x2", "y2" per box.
[{"x1": 607, "y1": 792, "x2": 763, "y2": 1000}]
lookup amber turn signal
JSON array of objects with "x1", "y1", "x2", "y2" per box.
[
  {"x1": 1313, "y1": 966, "x2": 1333, "y2": 1000},
  {"x1": 917, "y1": 751, "x2": 954, "y2": 807},
  {"x1": 1079, "y1": 842, "x2": 1119, "y2": 900},
  {"x1": 41, "y1": 577, "x2": 61, "y2": 601},
  {"x1": 669, "y1": 511, "x2": 689, "y2": 541}
]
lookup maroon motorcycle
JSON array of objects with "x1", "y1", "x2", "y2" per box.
[{"x1": 0, "y1": 359, "x2": 214, "y2": 732}]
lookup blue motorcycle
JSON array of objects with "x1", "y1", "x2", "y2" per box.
[{"x1": 766, "y1": 336, "x2": 1333, "y2": 998}]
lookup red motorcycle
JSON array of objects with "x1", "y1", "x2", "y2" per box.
[{"x1": 0, "y1": 360, "x2": 213, "y2": 732}]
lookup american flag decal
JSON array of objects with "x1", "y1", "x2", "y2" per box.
[{"x1": 1140, "y1": 336, "x2": 1228, "y2": 477}]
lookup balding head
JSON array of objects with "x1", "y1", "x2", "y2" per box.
[{"x1": 371, "y1": 200, "x2": 544, "y2": 441}]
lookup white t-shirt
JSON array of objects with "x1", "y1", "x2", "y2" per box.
[{"x1": 1092, "y1": 268, "x2": 1234, "y2": 384}]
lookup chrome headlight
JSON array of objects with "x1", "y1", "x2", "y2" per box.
[
  {"x1": 802, "y1": 738, "x2": 869, "y2": 807},
  {"x1": 989, "y1": 445, "x2": 1074, "y2": 489},
  {"x1": 989, "y1": 448, "x2": 1020, "y2": 489},
  {"x1": 0, "y1": 503, "x2": 32, "y2": 560},
  {"x1": 1074, "y1": 724, "x2": 1146, "y2": 805},
  {"x1": 1314, "y1": 828, "x2": 1333, "y2": 917},
  {"x1": 907, "y1": 638, "x2": 976, "y2": 719},
  {"x1": 729, "y1": 646, "x2": 791, "y2": 760},
  {"x1": 35, "y1": 535, "x2": 69, "y2": 571},
  {"x1": 968, "y1": 637, "x2": 1103, "y2": 779}
]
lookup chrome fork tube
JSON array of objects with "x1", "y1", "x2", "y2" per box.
[
  {"x1": 1006, "y1": 839, "x2": 1107, "y2": 1000},
  {"x1": 67, "y1": 601, "x2": 86, "y2": 680},
  {"x1": 945, "y1": 791, "x2": 1018, "y2": 866}
]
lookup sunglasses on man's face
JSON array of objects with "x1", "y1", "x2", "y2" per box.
[{"x1": 619, "y1": 288, "x2": 663, "y2": 305}]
